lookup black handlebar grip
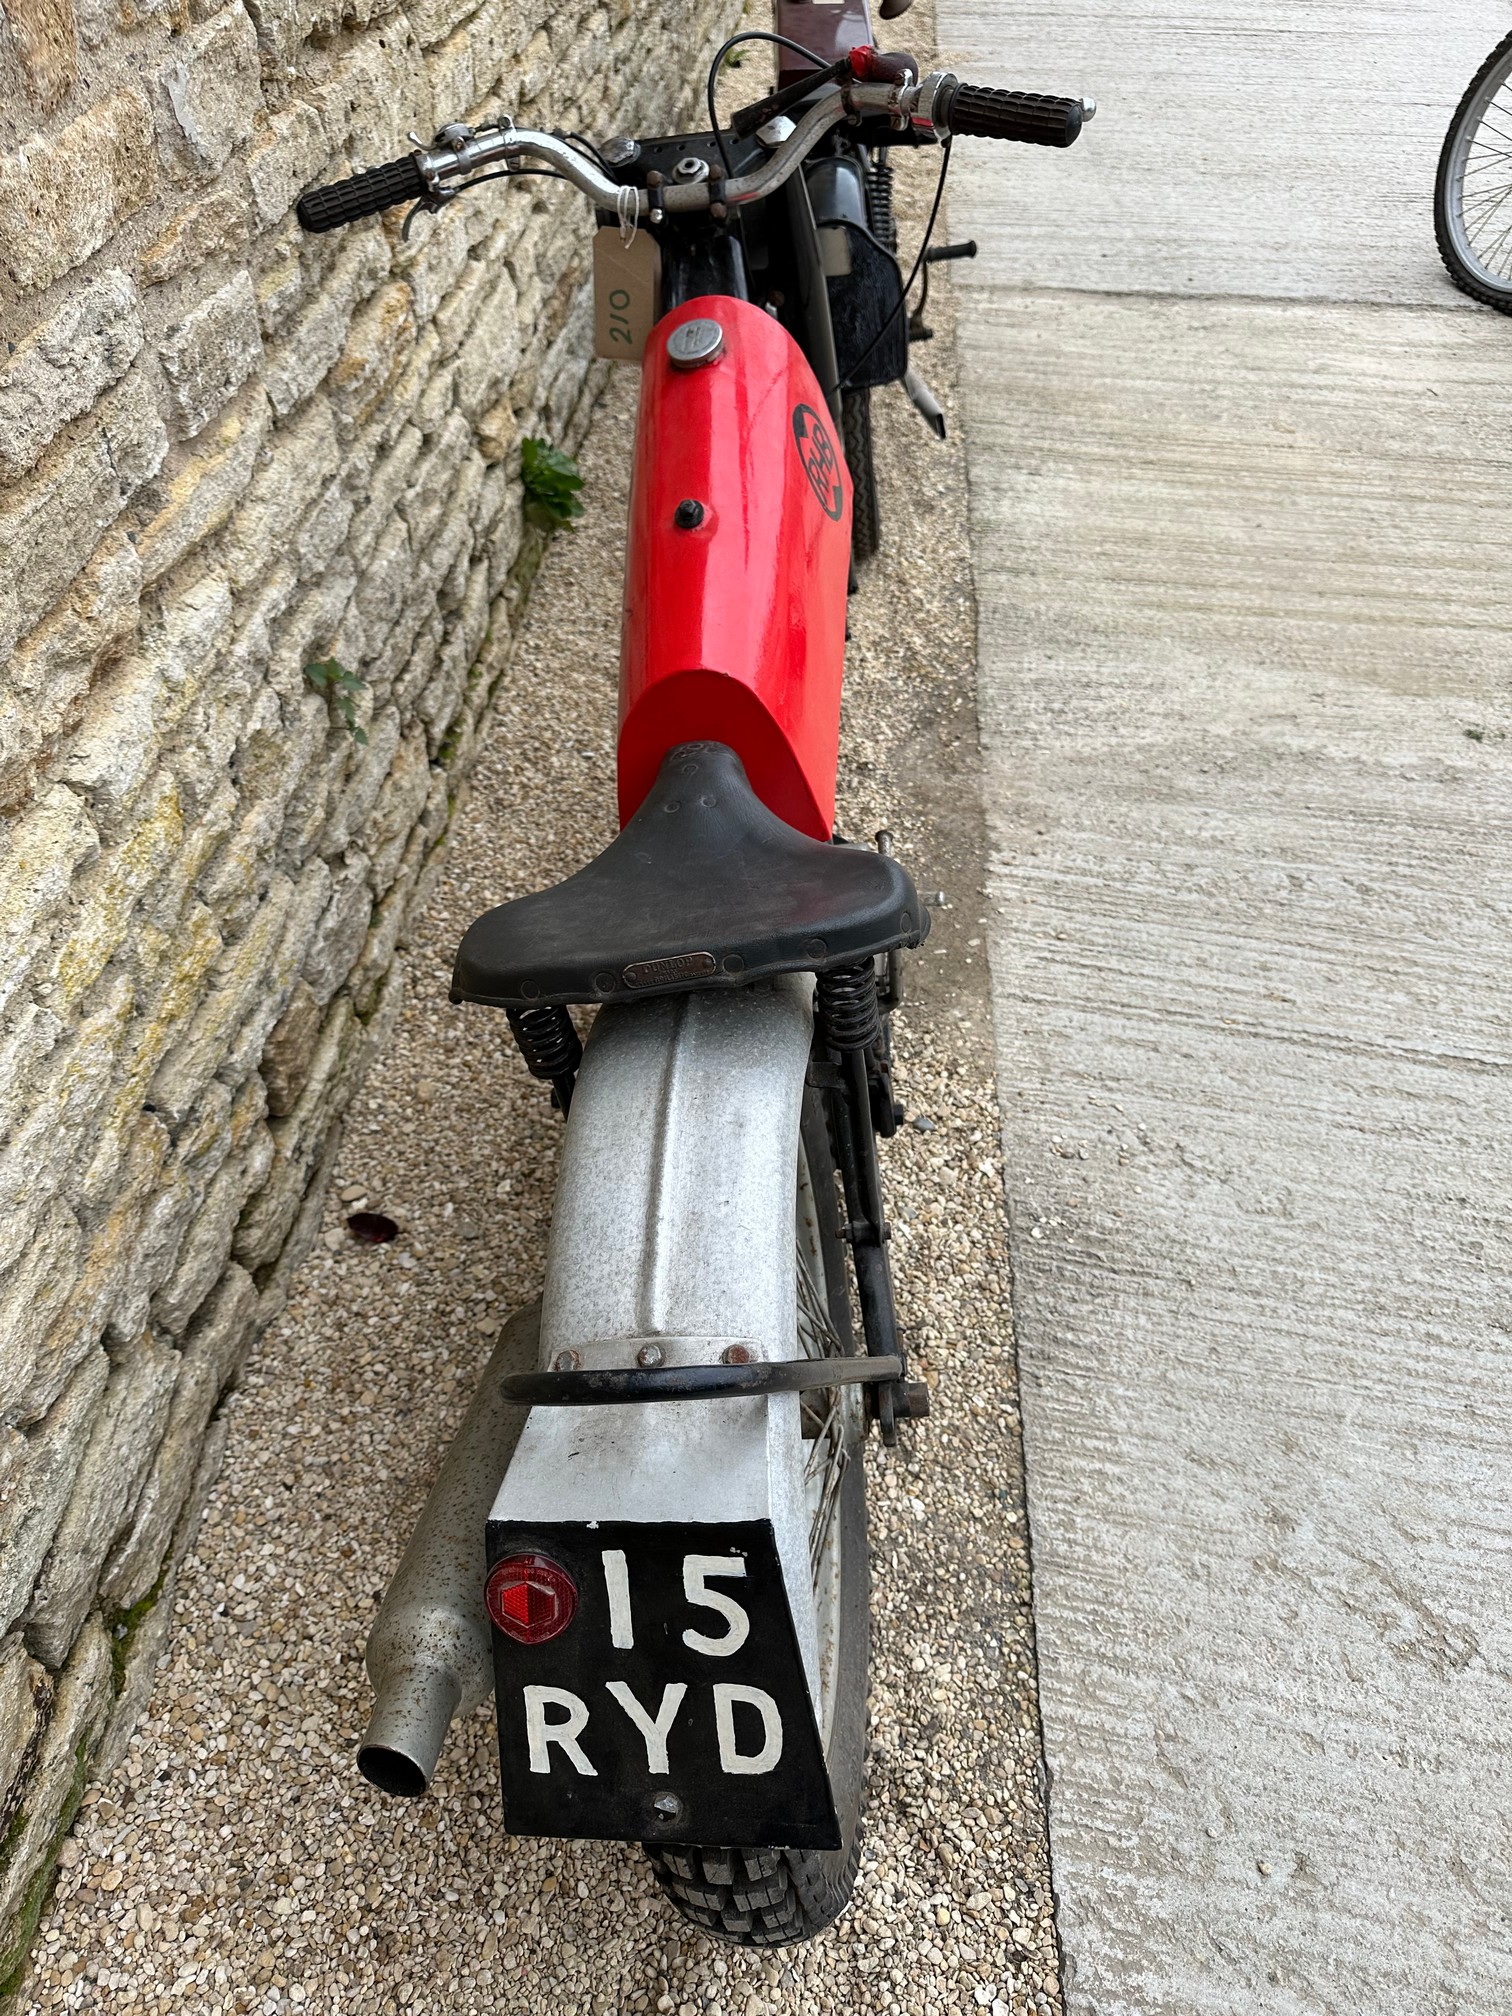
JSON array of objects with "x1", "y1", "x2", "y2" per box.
[
  {"x1": 296, "y1": 155, "x2": 428, "y2": 232},
  {"x1": 942, "y1": 84, "x2": 1086, "y2": 147}
]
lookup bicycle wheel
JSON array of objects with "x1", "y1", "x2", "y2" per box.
[
  {"x1": 842, "y1": 388, "x2": 882, "y2": 566},
  {"x1": 642, "y1": 1087, "x2": 870, "y2": 1946},
  {"x1": 1435, "y1": 29, "x2": 1512, "y2": 311}
]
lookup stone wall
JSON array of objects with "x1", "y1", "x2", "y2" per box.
[{"x1": 0, "y1": 0, "x2": 739, "y2": 1980}]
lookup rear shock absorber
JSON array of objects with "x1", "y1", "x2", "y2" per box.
[
  {"x1": 505, "y1": 1005, "x2": 582, "y2": 1113},
  {"x1": 816, "y1": 961, "x2": 922, "y2": 1440},
  {"x1": 819, "y1": 955, "x2": 900, "y2": 1137},
  {"x1": 865, "y1": 153, "x2": 898, "y2": 254},
  {"x1": 816, "y1": 961, "x2": 882, "y2": 1053}
]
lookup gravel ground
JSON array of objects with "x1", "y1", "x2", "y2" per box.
[{"x1": 23, "y1": 47, "x2": 1063, "y2": 2016}]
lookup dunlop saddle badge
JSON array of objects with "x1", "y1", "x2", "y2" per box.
[{"x1": 623, "y1": 952, "x2": 717, "y2": 990}]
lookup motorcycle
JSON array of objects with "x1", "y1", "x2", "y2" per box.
[
  {"x1": 1435, "y1": 28, "x2": 1512, "y2": 311},
  {"x1": 297, "y1": 9, "x2": 1090, "y2": 1947}
]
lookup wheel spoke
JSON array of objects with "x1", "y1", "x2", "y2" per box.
[
  {"x1": 1471, "y1": 217, "x2": 1512, "y2": 277},
  {"x1": 1462, "y1": 188, "x2": 1512, "y2": 220},
  {"x1": 1464, "y1": 193, "x2": 1512, "y2": 239},
  {"x1": 808, "y1": 1442, "x2": 849, "y2": 1585},
  {"x1": 796, "y1": 1235, "x2": 851, "y2": 1587}
]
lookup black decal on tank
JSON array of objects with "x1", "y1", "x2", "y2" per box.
[{"x1": 791, "y1": 403, "x2": 845, "y2": 521}]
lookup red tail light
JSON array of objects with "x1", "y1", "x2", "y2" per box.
[{"x1": 486, "y1": 1554, "x2": 578, "y2": 1645}]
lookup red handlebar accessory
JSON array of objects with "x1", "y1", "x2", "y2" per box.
[{"x1": 847, "y1": 46, "x2": 916, "y2": 86}]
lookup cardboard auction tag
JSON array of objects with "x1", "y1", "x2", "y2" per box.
[{"x1": 593, "y1": 226, "x2": 662, "y2": 363}]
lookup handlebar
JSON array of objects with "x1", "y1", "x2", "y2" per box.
[
  {"x1": 296, "y1": 67, "x2": 1094, "y2": 235},
  {"x1": 296, "y1": 155, "x2": 428, "y2": 232},
  {"x1": 298, "y1": 124, "x2": 629, "y2": 232},
  {"x1": 936, "y1": 82, "x2": 1091, "y2": 147}
]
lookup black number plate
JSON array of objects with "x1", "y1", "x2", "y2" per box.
[{"x1": 486, "y1": 1518, "x2": 838, "y2": 1850}]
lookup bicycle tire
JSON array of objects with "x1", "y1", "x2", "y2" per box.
[
  {"x1": 842, "y1": 388, "x2": 882, "y2": 565},
  {"x1": 641, "y1": 1088, "x2": 870, "y2": 1946},
  {"x1": 1434, "y1": 28, "x2": 1512, "y2": 311}
]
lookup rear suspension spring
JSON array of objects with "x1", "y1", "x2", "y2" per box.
[
  {"x1": 506, "y1": 1005, "x2": 582, "y2": 1110},
  {"x1": 817, "y1": 961, "x2": 882, "y2": 1053},
  {"x1": 866, "y1": 155, "x2": 898, "y2": 254}
]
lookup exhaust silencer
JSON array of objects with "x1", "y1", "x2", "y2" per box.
[{"x1": 357, "y1": 1300, "x2": 539, "y2": 1796}]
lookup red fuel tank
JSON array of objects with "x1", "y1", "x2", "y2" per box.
[{"x1": 618, "y1": 297, "x2": 851, "y2": 841}]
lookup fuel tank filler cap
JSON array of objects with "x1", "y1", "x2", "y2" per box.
[{"x1": 667, "y1": 318, "x2": 724, "y2": 369}]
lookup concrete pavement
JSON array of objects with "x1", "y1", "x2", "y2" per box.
[
  {"x1": 938, "y1": 3, "x2": 1512, "y2": 2011},
  {"x1": 940, "y1": 1, "x2": 1500, "y2": 303}
]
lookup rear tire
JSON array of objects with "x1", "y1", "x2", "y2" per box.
[
  {"x1": 842, "y1": 389, "x2": 881, "y2": 566},
  {"x1": 1435, "y1": 30, "x2": 1512, "y2": 312},
  {"x1": 642, "y1": 1090, "x2": 870, "y2": 1946}
]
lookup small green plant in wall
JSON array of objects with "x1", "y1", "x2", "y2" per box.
[
  {"x1": 305, "y1": 657, "x2": 368, "y2": 743},
  {"x1": 521, "y1": 437, "x2": 585, "y2": 530}
]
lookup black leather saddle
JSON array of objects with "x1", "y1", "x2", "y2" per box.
[{"x1": 451, "y1": 742, "x2": 929, "y2": 1010}]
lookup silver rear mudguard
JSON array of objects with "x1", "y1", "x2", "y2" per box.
[
  {"x1": 491, "y1": 975, "x2": 822, "y2": 1703},
  {"x1": 356, "y1": 976, "x2": 824, "y2": 1809}
]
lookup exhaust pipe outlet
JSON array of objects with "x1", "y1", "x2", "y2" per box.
[{"x1": 357, "y1": 1300, "x2": 539, "y2": 1797}]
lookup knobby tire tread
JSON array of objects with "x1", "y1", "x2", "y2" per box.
[
  {"x1": 643, "y1": 1835, "x2": 864, "y2": 1947},
  {"x1": 842, "y1": 389, "x2": 882, "y2": 565}
]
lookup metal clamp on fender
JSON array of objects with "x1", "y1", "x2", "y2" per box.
[{"x1": 501, "y1": 1353, "x2": 906, "y2": 1406}]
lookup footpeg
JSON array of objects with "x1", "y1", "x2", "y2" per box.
[
  {"x1": 893, "y1": 1380, "x2": 931, "y2": 1421},
  {"x1": 924, "y1": 239, "x2": 978, "y2": 264},
  {"x1": 909, "y1": 241, "x2": 977, "y2": 345}
]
